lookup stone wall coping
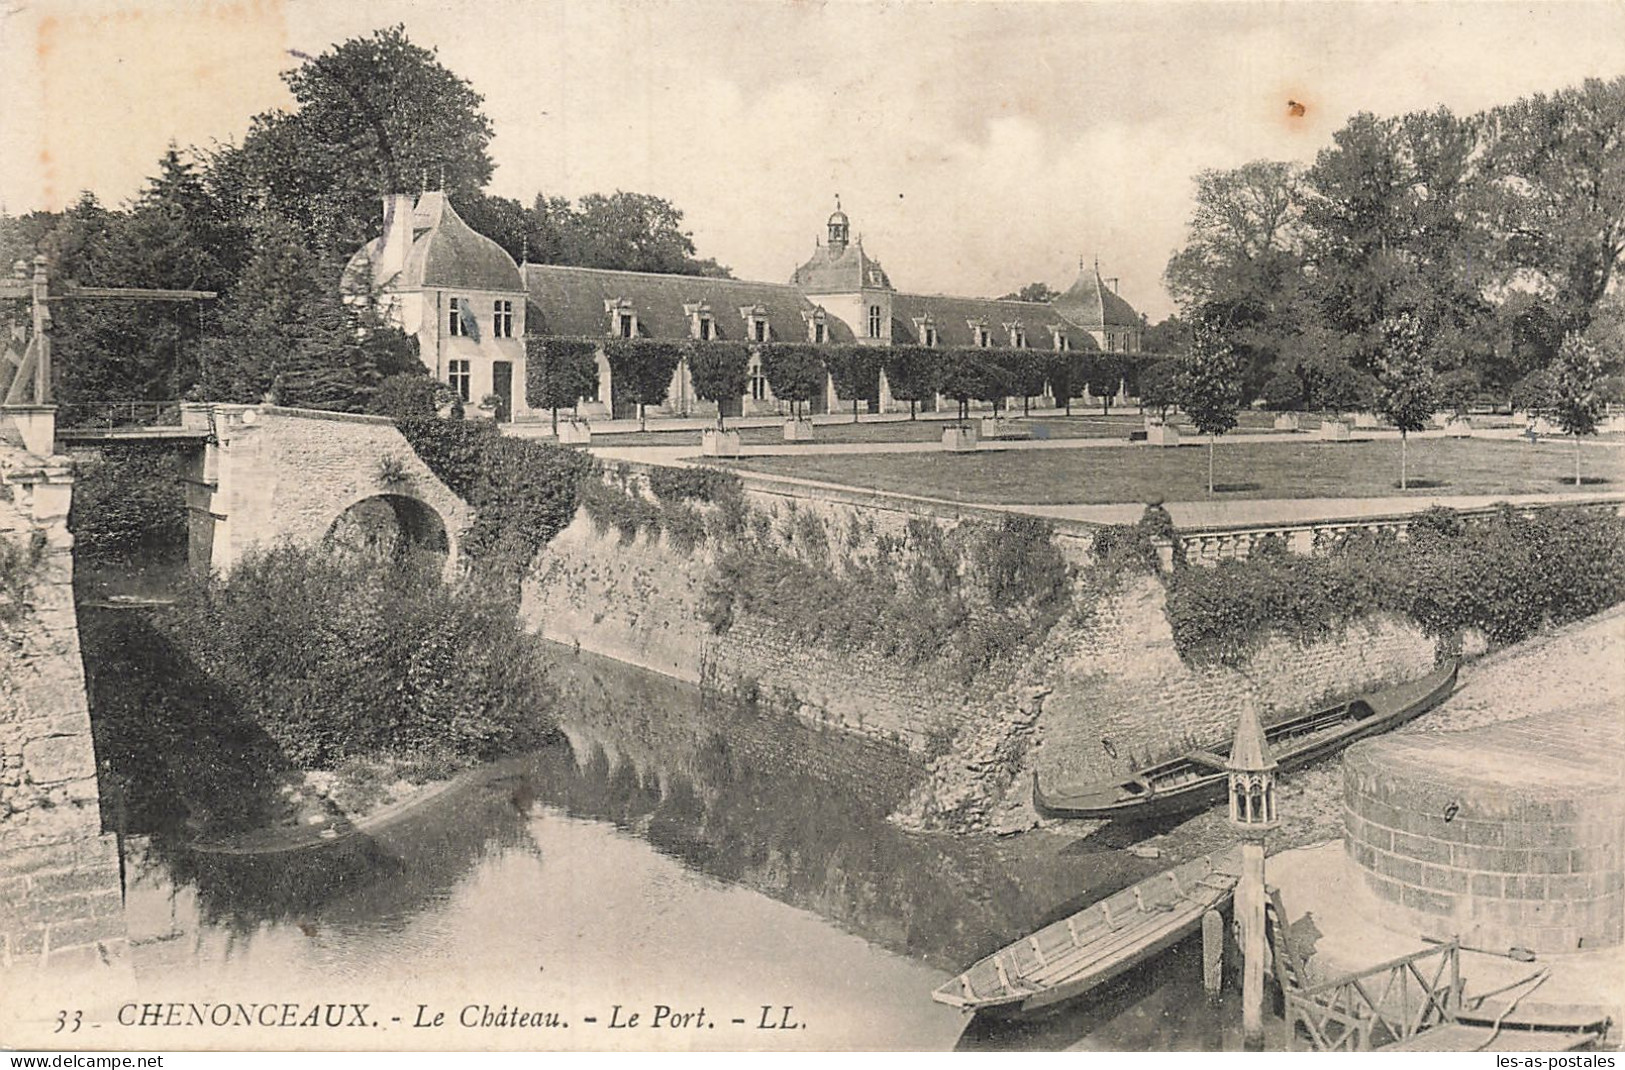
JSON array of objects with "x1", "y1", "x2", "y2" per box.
[
  {"x1": 1178, "y1": 495, "x2": 1625, "y2": 538},
  {"x1": 606, "y1": 460, "x2": 1106, "y2": 541}
]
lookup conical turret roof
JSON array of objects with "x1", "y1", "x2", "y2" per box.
[{"x1": 1227, "y1": 702, "x2": 1277, "y2": 772}]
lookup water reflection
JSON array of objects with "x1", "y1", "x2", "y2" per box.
[{"x1": 83, "y1": 611, "x2": 1255, "y2": 1050}]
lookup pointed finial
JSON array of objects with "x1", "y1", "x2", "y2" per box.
[
  {"x1": 835, "y1": 193, "x2": 841, "y2": 211},
  {"x1": 439, "y1": 164, "x2": 446, "y2": 190},
  {"x1": 1079, "y1": 254, "x2": 1085, "y2": 271},
  {"x1": 420, "y1": 169, "x2": 428, "y2": 194},
  {"x1": 1094, "y1": 255, "x2": 1100, "y2": 274},
  {"x1": 521, "y1": 236, "x2": 529, "y2": 264}
]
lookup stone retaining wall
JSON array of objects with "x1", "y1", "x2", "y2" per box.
[{"x1": 524, "y1": 476, "x2": 1445, "y2": 827}]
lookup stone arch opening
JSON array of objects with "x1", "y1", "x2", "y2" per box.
[{"x1": 323, "y1": 494, "x2": 450, "y2": 561}]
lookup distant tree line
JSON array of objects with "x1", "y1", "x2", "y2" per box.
[{"x1": 1149, "y1": 80, "x2": 1625, "y2": 411}]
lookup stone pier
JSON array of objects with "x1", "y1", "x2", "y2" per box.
[{"x1": 0, "y1": 442, "x2": 128, "y2": 974}]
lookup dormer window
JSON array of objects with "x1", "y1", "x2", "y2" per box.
[
  {"x1": 913, "y1": 316, "x2": 938, "y2": 347},
  {"x1": 1049, "y1": 325, "x2": 1071, "y2": 352},
  {"x1": 605, "y1": 298, "x2": 638, "y2": 339},
  {"x1": 739, "y1": 304, "x2": 770, "y2": 344},
  {"x1": 803, "y1": 307, "x2": 828, "y2": 344},
  {"x1": 685, "y1": 302, "x2": 715, "y2": 341},
  {"x1": 969, "y1": 318, "x2": 992, "y2": 347},
  {"x1": 1005, "y1": 321, "x2": 1027, "y2": 348}
]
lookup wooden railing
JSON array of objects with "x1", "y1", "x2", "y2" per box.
[{"x1": 1277, "y1": 937, "x2": 1462, "y2": 1051}]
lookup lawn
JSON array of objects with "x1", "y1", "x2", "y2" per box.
[{"x1": 712, "y1": 437, "x2": 1624, "y2": 505}]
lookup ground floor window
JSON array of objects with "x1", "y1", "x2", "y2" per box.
[
  {"x1": 448, "y1": 359, "x2": 472, "y2": 402},
  {"x1": 751, "y1": 369, "x2": 768, "y2": 401}
]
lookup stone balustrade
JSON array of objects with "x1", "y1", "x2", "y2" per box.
[{"x1": 1153, "y1": 498, "x2": 1625, "y2": 571}]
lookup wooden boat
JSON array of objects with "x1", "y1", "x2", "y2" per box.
[
  {"x1": 932, "y1": 849, "x2": 1242, "y2": 1017},
  {"x1": 1034, "y1": 661, "x2": 1459, "y2": 822}
]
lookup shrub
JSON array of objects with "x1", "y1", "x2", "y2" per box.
[
  {"x1": 157, "y1": 546, "x2": 557, "y2": 770},
  {"x1": 396, "y1": 416, "x2": 592, "y2": 572},
  {"x1": 701, "y1": 505, "x2": 1074, "y2": 681},
  {"x1": 646, "y1": 466, "x2": 742, "y2": 505},
  {"x1": 1164, "y1": 504, "x2": 1625, "y2": 664},
  {"x1": 68, "y1": 449, "x2": 188, "y2": 561},
  {"x1": 367, "y1": 373, "x2": 449, "y2": 420},
  {"x1": 1261, "y1": 370, "x2": 1304, "y2": 411}
]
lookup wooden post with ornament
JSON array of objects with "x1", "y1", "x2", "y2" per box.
[{"x1": 1226, "y1": 700, "x2": 1278, "y2": 1051}]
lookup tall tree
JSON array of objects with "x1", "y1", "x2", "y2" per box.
[
  {"x1": 997, "y1": 282, "x2": 1059, "y2": 303},
  {"x1": 1483, "y1": 77, "x2": 1625, "y2": 337},
  {"x1": 1304, "y1": 108, "x2": 1491, "y2": 374},
  {"x1": 228, "y1": 25, "x2": 495, "y2": 254},
  {"x1": 562, "y1": 192, "x2": 732, "y2": 277},
  {"x1": 1165, "y1": 160, "x2": 1310, "y2": 396},
  {"x1": 1176, "y1": 318, "x2": 1244, "y2": 494},
  {"x1": 1548, "y1": 332, "x2": 1608, "y2": 486},
  {"x1": 1373, "y1": 312, "x2": 1437, "y2": 490}
]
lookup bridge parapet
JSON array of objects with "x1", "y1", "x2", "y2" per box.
[{"x1": 182, "y1": 404, "x2": 473, "y2": 575}]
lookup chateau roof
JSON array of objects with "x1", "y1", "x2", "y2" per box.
[
  {"x1": 890, "y1": 292, "x2": 1100, "y2": 351},
  {"x1": 789, "y1": 240, "x2": 894, "y2": 294},
  {"x1": 1053, "y1": 263, "x2": 1142, "y2": 329},
  {"x1": 520, "y1": 264, "x2": 857, "y2": 343},
  {"x1": 344, "y1": 192, "x2": 523, "y2": 296}
]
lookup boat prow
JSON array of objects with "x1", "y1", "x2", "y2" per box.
[
  {"x1": 1033, "y1": 662, "x2": 1459, "y2": 822},
  {"x1": 932, "y1": 848, "x2": 1243, "y2": 1018}
]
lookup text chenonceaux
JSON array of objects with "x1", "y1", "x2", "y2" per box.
[{"x1": 110, "y1": 1002, "x2": 806, "y2": 1031}]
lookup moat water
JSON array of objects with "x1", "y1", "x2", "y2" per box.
[{"x1": 81, "y1": 605, "x2": 1259, "y2": 1051}]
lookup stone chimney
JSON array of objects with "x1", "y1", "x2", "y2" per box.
[{"x1": 377, "y1": 193, "x2": 416, "y2": 282}]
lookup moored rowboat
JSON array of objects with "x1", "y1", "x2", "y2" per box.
[
  {"x1": 931, "y1": 849, "x2": 1242, "y2": 1017},
  {"x1": 1034, "y1": 662, "x2": 1459, "y2": 822}
]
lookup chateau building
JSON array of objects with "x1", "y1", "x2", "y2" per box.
[{"x1": 347, "y1": 195, "x2": 1144, "y2": 422}]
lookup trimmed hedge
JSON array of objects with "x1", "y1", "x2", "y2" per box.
[{"x1": 525, "y1": 337, "x2": 600, "y2": 414}]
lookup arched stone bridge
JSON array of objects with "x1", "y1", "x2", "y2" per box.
[{"x1": 181, "y1": 403, "x2": 473, "y2": 574}]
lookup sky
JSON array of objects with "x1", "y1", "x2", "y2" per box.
[{"x1": 2, "y1": 0, "x2": 1624, "y2": 320}]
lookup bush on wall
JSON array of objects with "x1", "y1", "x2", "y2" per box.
[
  {"x1": 396, "y1": 416, "x2": 593, "y2": 572},
  {"x1": 1163, "y1": 504, "x2": 1625, "y2": 665}
]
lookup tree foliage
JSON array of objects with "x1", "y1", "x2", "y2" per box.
[
  {"x1": 603, "y1": 339, "x2": 683, "y2": 419},
  {"x1": 524, "y1": 337, "x2": 600, "y2": 421},
  {"x1": 685, "y1": 340, "x2": 751, "y2": 425},
  {"x1": 761, "y1": 343, "x2": 828, "y2": 415}
]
